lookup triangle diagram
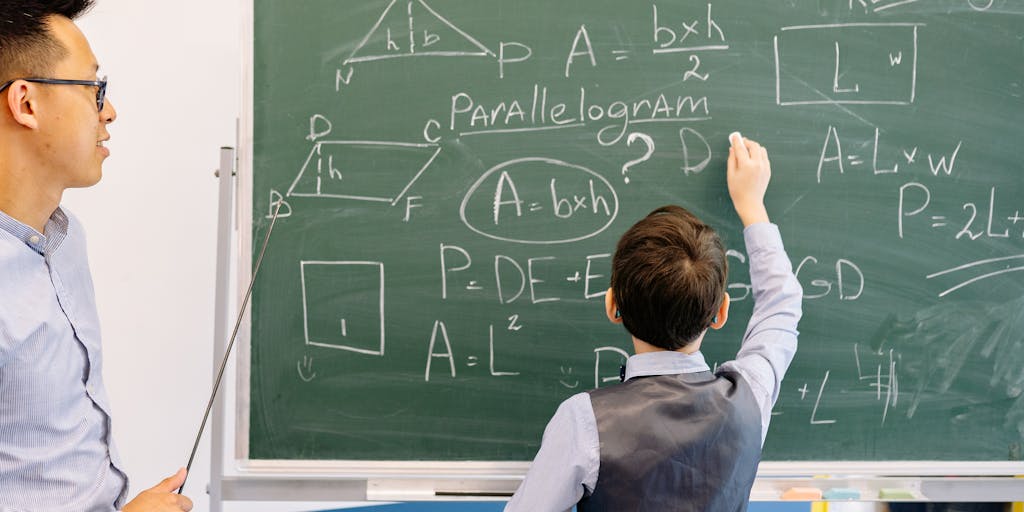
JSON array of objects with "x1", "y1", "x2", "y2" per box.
[{"x1": 344, "y1": 0, "x2": 494, "y2": 64}]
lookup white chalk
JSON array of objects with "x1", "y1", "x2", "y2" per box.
[{"x1": 729, "y1": 131, "x2": 743, "y2": 145}]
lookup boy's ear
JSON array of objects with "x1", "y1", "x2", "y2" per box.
[
  {"x1": 709, "y1": 293, "x2": 730, "y2": 329},
  {"x1": 605, "y1": 288, "x2": 622, "y2": 324}
]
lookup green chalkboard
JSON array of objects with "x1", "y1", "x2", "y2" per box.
[{"x1": 249, "y1": 0, "x2": 1024, "y2": 463}]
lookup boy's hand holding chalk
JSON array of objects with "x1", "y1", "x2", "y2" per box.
[{"x1": 727, "y1": 131, "x2": 772, "y2": 227}]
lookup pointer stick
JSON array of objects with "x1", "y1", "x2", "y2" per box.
[{"x1": 178, "y1": 199, "x2": 284, "y2": 494}]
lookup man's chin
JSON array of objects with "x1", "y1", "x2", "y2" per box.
[{"x1": 70, "y1": 170, "x2": 103, "y2": 189}]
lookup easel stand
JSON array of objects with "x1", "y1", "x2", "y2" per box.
[{"x1": 209, "y1": 146, "x2": 236, "y2": 512}]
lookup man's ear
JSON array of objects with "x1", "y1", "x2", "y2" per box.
[
  {"x1": 605, "y1": 288, "x2": 622, "y2": 324},
  {"x1": 7, "y1": 81, "x2": 40, "y2": 130},
  {"x1": 709, "y1": 293, "x2": 730, "y2": 329}
]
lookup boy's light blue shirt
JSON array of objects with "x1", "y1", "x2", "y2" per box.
[
  {"x1": 505, "y1": 222, "x2": 803, "y2": 512},
  {"x1": 0, "y1": 208, "x2": 129, "y2": 511}
]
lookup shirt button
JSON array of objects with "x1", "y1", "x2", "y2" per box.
[{"x1": 29, "y1": 235, "x2": 40, "y2": 244}]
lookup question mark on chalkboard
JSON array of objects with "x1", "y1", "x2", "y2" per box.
[{"x1": 621, "y1": 132, "x2": 655, "y2": 184}]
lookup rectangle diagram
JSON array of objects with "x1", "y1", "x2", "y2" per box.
[
  {"x1": 774, "y1": 23, "x2": 922, "y2": 106},
  {"x1": 300, "y1": 261, "x2": 385, "y2": 355}
]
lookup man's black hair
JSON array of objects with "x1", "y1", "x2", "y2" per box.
[{"x1": 0, "y1": 0, "x2": 96, "y2": 82}]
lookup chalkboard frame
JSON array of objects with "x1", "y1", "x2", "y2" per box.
[{"x1": 213, "y1": 0, "x2": 1024, "y2": 505}]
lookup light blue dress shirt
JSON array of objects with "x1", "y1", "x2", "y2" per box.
[
  {"x1": 0, "y1": 208, "x2": 129, "y2": 512},
  {"x1": 505, "y1": 222, "x2": 803, "y2": 512}
]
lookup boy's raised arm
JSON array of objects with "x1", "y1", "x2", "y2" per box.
[{"x1": 719, "y1": 133, "x2": 803, "y2": 443}]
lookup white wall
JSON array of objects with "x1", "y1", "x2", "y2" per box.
[{"x1": 65, "y1": 2, "x2": 241, "y2": 510}]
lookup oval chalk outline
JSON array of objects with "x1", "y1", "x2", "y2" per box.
[{"x1": 460, "y1": 157, "x2": 620, "y2": 245}]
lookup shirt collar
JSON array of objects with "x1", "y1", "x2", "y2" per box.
[
  {"x1": 623, "y1": 350, "x2": 711, "y2": 381},
  {"x1": 0, "y1": 207, "x2": 69, "y2": 255}
]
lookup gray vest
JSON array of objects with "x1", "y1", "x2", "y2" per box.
[{"x1": 578, "y1": 370, "x2": 762, "y2": 512}]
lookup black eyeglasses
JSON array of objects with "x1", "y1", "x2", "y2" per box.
[{"x1": 0, "y1": 76, "x2": 108, "y2": 111}]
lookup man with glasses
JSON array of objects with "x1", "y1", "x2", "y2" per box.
[{"x1": 0, "y1": 1, "x2": 192, "y2": 510}]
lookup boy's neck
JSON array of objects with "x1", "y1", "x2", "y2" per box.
[{"x1": 632, "y1": 334, "x2": 705, "y2": 355}]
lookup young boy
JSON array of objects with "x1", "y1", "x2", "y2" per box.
[{"x1": 505, "y1": 134, "x2": 803, "y2": 511}]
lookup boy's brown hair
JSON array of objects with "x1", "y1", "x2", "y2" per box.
[{"x1": 610, "y1": 205, "x2": 728, "y2": 350}]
